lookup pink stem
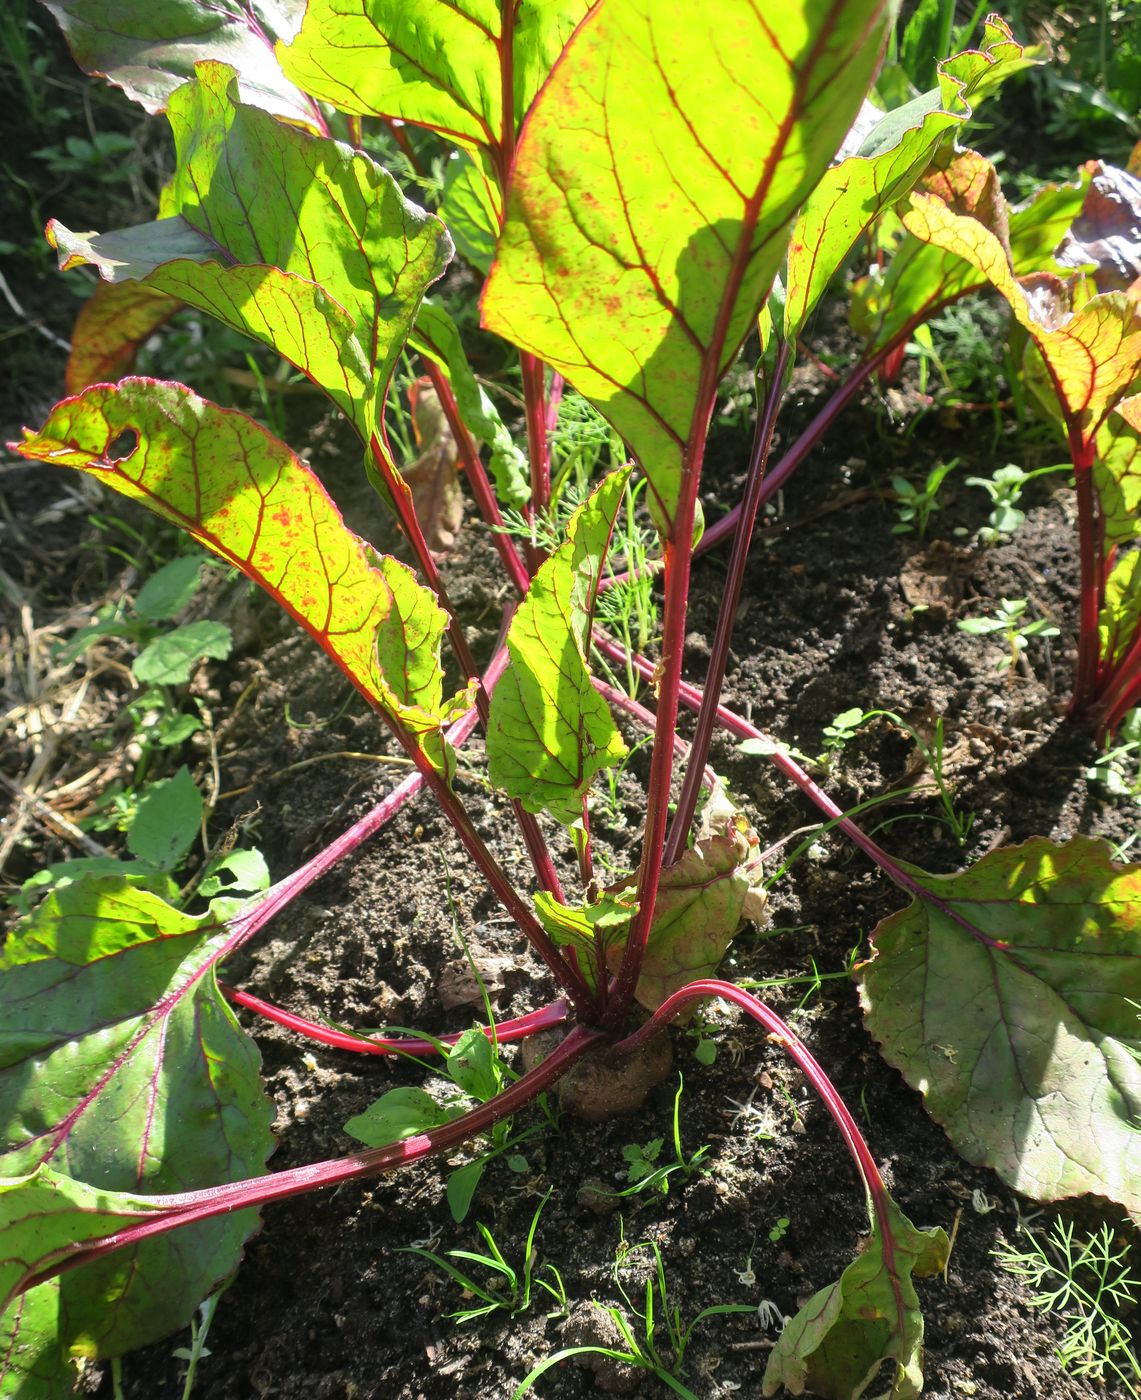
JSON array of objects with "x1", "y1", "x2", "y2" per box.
[
  {"x1": 20, "y1": 1025, "x2": 606, "y2": 1295},
  {"x1": 221, "y1": 986, "x2": 570, "y2": 1056}
]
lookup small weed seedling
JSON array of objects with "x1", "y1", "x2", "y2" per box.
[
  {"x1": 891, "y1": 458, "x2": 958, "y2": 537},
  {"x1": 1086, "y1": 708, "x2": 1141, "y2": 807},
  {"x1": 616, "y1": 1076, "x2": 711, "y2": 1200},
  {"x1": 403, "y1": 1192, "x2": 561, "y2": 1323},
  {"x1": 994, "y1": 1218, "x2": 1141, "y2": 1395},
  {"x1": 957, "y1": 597, "x2": 1060, "y2": 674},
  {"x1": 965, "y1": 462, "x2": 1071, "y2": 544},
  {"x1": 6, "y1": 6, "x2": 1141, "y2": 1400}
]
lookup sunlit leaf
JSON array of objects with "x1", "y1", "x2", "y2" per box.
[
  {"x1": 482, "y1": 0, "x2": 893, "y2": 536},
  {"x1": 39, "y1": 0, "x2": 316, "y2": 124},
  {"x1": 441, "y1": 149, "x2": 501, "y2": 275},
  {"x1": 785, "y1": 16, "x2": 1033, "y2": 338},
  {"x1": 487, "y1": 467, "x2": 631, "y2": 823},
  {"x1": 0, "y1": 877, "x2": 273, "y2": 1382},
  {"x1": 48, "y1": 63, "x2": 451, "y2": 440},
  {"x1": 15, "y1": 379, "x2": 470, "y2": 766},
  {"x1": 1101, "y1": 552, "x2": 1141, "y2": 672},
  {"x1": 1095, "y1": 402, "x2": 1141, "y2": 549},
  {"x1": 764, "y1": 1193, "x2": 948, "y2": 1400},
  {"x1": 279, "y1": 0, "x2": 589, "y2": 154},
  {"x1": 859, "y1": 837, "x2": 1141, "y2": 1222}
]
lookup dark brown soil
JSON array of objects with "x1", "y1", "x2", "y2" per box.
[{"x1": 5, "y1": 318, "x2": 1139, "y2": 1400}]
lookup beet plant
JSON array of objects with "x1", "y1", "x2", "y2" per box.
[{"x1": 5, "y1": 3, "x2": 1141, "y2": 1397}]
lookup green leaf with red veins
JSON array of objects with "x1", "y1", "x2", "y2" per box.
[
  {"x1": 858, "y1": 837, "x2": 1141, "y2": 1223},
  {"x1": 15, "y1": 379, "x2": 469, "y2": 770},
  {"x1": 901, "y1": 180, "x2": 1141, "y2": 446},
  {"x1": 278, "y1": 0, "x2": 589, "y2": 157},
  {"x1": 763, "y1": 1193, "x2": 948, "y2": 1400},
  {"x1": 0, "y1": 877, "x2": 273, "y2": 1385},
  {"x1": 65, "y1": 281, "x2": 181, "y2": 395},
  {"x1": 785, "y1": 16, "x2": 1034, "y2": 339},
  {"x1": 47, "y1": 63, "x2": 451, "y2": 440},
  {"x1": 487, "y1": 467, "x2": 631, "y2": 824},
  {"x1": 857, "y1": 153, "x2": 1090, "y2": 353},
  {"x1": 481, "y1": 0, "x2": 894, "y2": 538},
  {"x1": 38, "y1": 0, "x2": 317, "y2": 124},
  {"x1": 1096, "y1": 400, "x2": 1141, "y2": 549}
]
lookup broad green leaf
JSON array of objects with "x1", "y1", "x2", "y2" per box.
[
  {"x1": 39, "y1": 0, "x2": 317, "y2": 124},
  {"x1": 0, "y1": 1167, "x2": 173, "y2": 1396},
  {"x1": 533, "y1": 891, "x2": 632, "y2": 993},
  {"x1": 857, "y1": 155, "x2": 1091, "y2": 352},
  {"x1": 0, "y1": 877, "x2": 273, "y2": 1380},
  {"x1": 858, "y1": 837, "x2": 1141, "y2": 1222},
  {"x1": 1095, "y1": 399, "x2": 1141, "y2": 549},
  {"x1": 447, "y1": 1028, "x2": 500, "y2": 1103},
  {"x1": 446, "y1": 1158, "x2": 487, "y2": 1223},
  {"x1": 785, "y1": 16, "x2": 1033, "y2": 338},
  {"x1": 901, "y1": 177, "x2": 1141, "y2": 444},
  {"x1": 132, "y1": 618, "x2": 233, "y2": 686},
  {"x1": 483, "y1": 0, "x2": 894, "y2": 536},
  {"x1": 763, "y1": 1193, "x2": 948, "y2": 1400},
  {"x1": 609, "y1": 785, "x2": 768, "y2": 1012},
  {"x1": 48, "y1": 62, "x2": 451, "y2": 440},
  {"x1": 65, "y1": 280, "x2": 180, "y2": 394},
  {"x1": 16, "y1": 379, "x2": 470, "y2": 767},
  {"x1": 279, "y1": 0, "x2": 589, "y2": 153},
  {"x1": 126, "y1": 765, "x2": 203, "y2": 869},
  {"x1": 410, "y1": 302, "x2": 530, "y2": 507},
  {"x1": 441, "y1": 150, "x2": 501, "y2": 275},
  {"x1": 487, "y1": 468, "x2": 631, "y2": 823}
]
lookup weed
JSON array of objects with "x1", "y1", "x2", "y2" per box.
[
  {"x1": 957, "y1": 597, "x2": 1060, "y2": 673},
  {"x1": 965, "y1": 461, "x2": 1071, "y2": 544},
  {"x1": 891, "y1": 459, "x2": 958, "y2": 537},
  {"x1": 994, "y1": 1218, "x2": 1141, "y2": 1395}
]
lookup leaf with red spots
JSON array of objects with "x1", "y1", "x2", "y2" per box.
[
  {"x1": 0, "y1": 877, "x2": 273, "y2": 1390},
  {"x1": 15, "y1": 378, "x2": 470, "y2": 768},
  {"x1": 482, "y1": 0, "x2": 894, "y2": 537},
  {"x1": 39, "y1": 0, "x2": 316, "y2": 124},
  {"x1": 858, "y1": 837, "x2": 1141, "y2": 1223},
  {"x1": 48, "y1": 63, "x2": 450, "y2": 440}
]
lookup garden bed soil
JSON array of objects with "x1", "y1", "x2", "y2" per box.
[{"x1": 3, "y1": 316, "x2": 1139, "y2": 1400}]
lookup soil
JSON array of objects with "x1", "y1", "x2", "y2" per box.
[{"x1": 2, "y1": 22, "x2": 1140, "y2": 1400}]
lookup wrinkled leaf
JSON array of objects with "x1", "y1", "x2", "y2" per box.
[
  {"x1": 401, "y1": 380, "x2": 464, "y2": 557},
  {"x1": 859, "y1": 837, "x2": 1141, "y2": 1222},
  {"x1": 65, "y1": 280, "x2": 181, "y2": 394},
  {"x1": 482, "y1": 0, "x2": 893, "y2": 535},
  {"x1": 0, "y1": 877, "x2": 273, "y2": 1382},
  {"x1": 764, "y1": 1193, "x2": 948, "y2": 1400},
  {"x1": 899, "y1": 159, "x2": 1141, "y2": 443},
  {"x1": 609, "y1": 785, "x2": 767, "y2": 1012},
  {"x1": 1054, "y1": 161, "x2": 1141, "y2": 293},
  {"x1": 856, "y1": 154, "x2": 1091, "y2": 352},
  {"x1": 411, "y1": 301, "x2": 530, "y2": 507},
  {"x1": 279, "y1": 0, "x2": 589, "y2": 153},
  {"x1": 786, "y1": 16, "x2": 1033, "y2": 338},
  {"x1": 49, "y1": 63, "x2": 451, "y2": 440},
  {"x1": 533, "y1": 890, "x2": 632, "y2": 993},
  {"x1": 39, "y1": 0, "x2": 316, "y2": 124},
  {"x1": 15, "y1": 379, "x2": 470, "y2": 767},
  {"x1": 487, "y1": 468, "x2": 630, "y2": 823}
]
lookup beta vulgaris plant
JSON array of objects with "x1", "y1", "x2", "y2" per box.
[{"x1": 5, "y1": 2, "x2": 1141, "y2": 1397}]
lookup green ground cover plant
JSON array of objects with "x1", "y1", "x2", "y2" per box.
[{"x1": 4, "y1": 2, "x2": 1141, "y2": 1397}]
